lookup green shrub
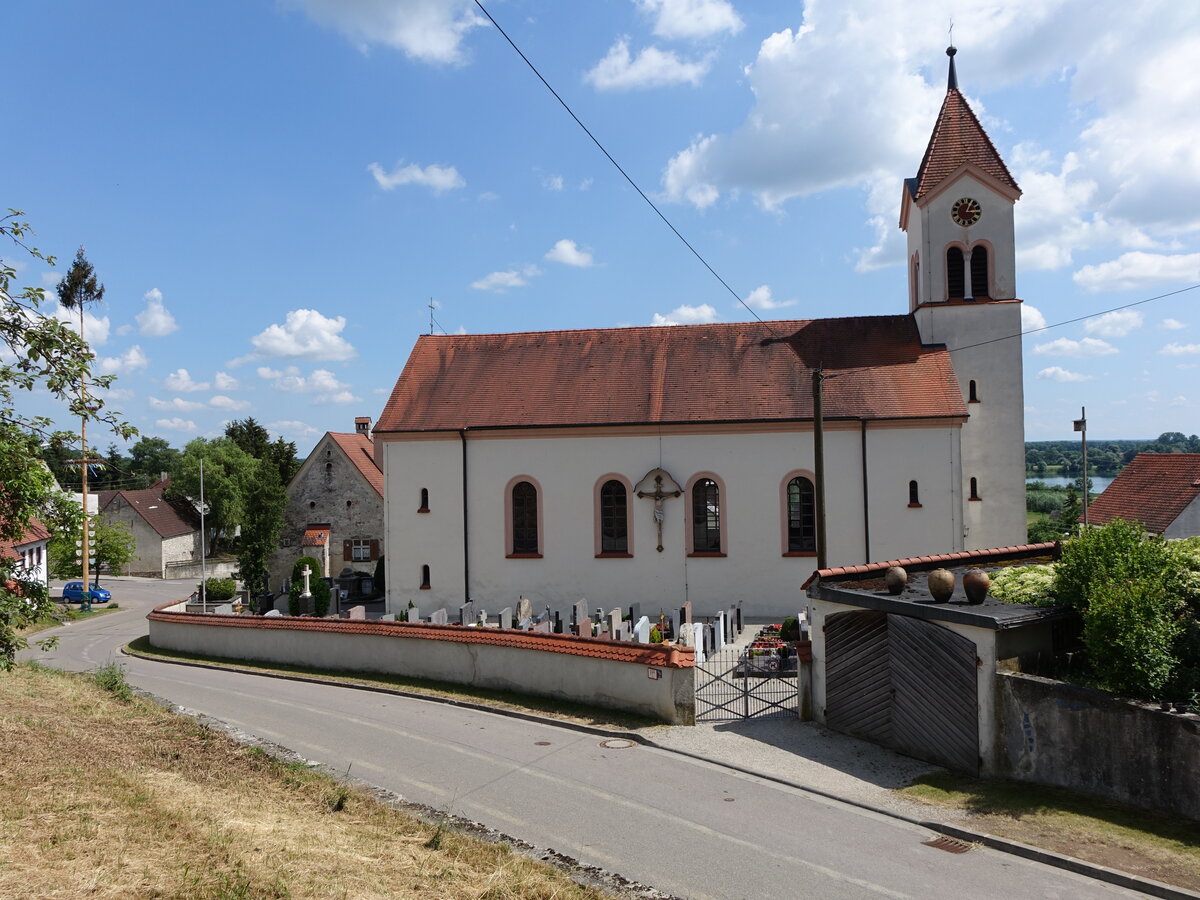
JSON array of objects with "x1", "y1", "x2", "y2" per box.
[
  {"x1": 780, "y1": 616, "x2": 800, "y2": 642},
  {"x1": 649, "y1": 626, "x2": 662, "y2": 643},
  {"x1": 1082, "y1": 576, "x2": 1183, "y2": 699},
  {"x1": 202, "y1": 577, "x2": 236, "y2": 603},
  {"x1": 312, "y1": 576, "x2": 332, "y2": 618},
  {"x1": 93, "y1": 661, "x2": 133, "y2": 703},
  {"x1": 1026, "y1": 488, "x2": 1064, "y2": 514},
  {"x1": 1054, "y1": 519, "x2": 1172, "y2": 612},
  {"x1": 288, "y1": 555, "x2": 322, "y2": 616}
]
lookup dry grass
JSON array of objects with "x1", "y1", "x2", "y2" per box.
[
  {"x1": 126, "y1": 636, "x2": 661, "y2": 734},
  {"x1": 0, "y1": 663, "x2": 613, "y2": 900},
  {"x1": 900, "y1": 772, "x2": 1200, "y2": 891}
]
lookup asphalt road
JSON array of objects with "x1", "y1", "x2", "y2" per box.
[{"x1": 22, "y1": 578, "x2": 1143, "y2": 900}]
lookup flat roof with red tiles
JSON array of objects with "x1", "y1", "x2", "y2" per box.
[
  {"x1": 100, "y1": 482, "x2": 198, "y2": 539},
  {"x1": 376, "y1": 316, "x2": 968, "y2": 433},
  {"x1": 301, "y1": 526, "x2": 330, "y2": 547},
  {"x1": 908, "y1": 83, "x2": 1020, "y2": 203},
  {"x1": 1085, "y1": 453, "x2": 1200, "y2": 533},
  {"x1": 327, "y1": 431, "x2": 382, "y2": 496}
]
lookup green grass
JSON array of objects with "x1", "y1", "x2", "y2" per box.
[
  {"x1": 126, "y1": 636, "x2": 658, "y2": 732},
  {"x1": 19, "y1": 603, "x2": 120, "y2": 636}
]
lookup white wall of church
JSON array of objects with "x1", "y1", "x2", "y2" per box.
[
  {"x1": 916, "y1": 174, "x2": 1018, "y2": 303},
  {"x1": 382, "y1": 422, "x2": 964, "y2": 621}
]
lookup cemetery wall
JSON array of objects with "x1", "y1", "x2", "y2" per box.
[
  {"x1": 993, "y1": 672, "x2": 1200, "y2": 821},
  {"x1": 147, "y1": 604, "x2": 696, "y2": 724}
]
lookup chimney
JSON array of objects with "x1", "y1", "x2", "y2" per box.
[{"x1": 355, "y1": 416, "x2": 371, "y2": 438}]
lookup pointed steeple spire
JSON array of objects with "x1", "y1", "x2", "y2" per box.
[{"x1": 908, "y1": 48, "x2": 1020, "y2": 201}]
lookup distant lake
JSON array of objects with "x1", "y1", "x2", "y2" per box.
[{"x1": 1026, "y1": 475, "x2": 1116, "y2": 493}]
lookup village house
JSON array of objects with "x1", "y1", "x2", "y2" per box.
[
  {"x1": 1, "y1": 519, "x2": 51, "y2": 590},
  {"x1": 1085, "y1": 452, "x2": 1200, "y2": 538},
  {"x1": 269, "y1": 417, "x2": 384, "y2": 600},
  {"x1": 373, "y1": 47, "x2": 1027, "y2": 620},
  {"x1": 99, "y1": 480, "x2": 201, "y2": 578}
]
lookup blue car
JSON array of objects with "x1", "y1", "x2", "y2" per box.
[{"x1": 61, "y1": 582, "x2": 112, "y2": 604}]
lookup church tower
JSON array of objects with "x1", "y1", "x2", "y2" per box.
[{"x1": 900, "y1": 47, "x2": 1027, "y2": 550}]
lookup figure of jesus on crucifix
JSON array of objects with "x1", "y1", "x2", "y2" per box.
[{"x1": 634, "y1": 468, "x2": 683, "y2": 553}]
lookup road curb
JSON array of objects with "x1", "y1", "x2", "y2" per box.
[{"x1": 123, "y1": 644, "x2": 1199, "y2": 900}]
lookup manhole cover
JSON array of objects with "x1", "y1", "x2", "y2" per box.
[
  {"x1": 598, "y1": 739, "x2": 636, "y2": 749},
  {"x1": 534, "y1": 741, "x2": 552, "y2": 746},
  {"x1": 922, "y1": 836, "x2": 972, "y2": 854}
]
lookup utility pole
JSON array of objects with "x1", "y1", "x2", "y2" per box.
[
  {"x1": 1073, "y1": 407, "x2": 1088, "y2": 527},
  {"x1": 813, "y1": 367, "x2": 827, "y2": 570},
  {"x1": 193, "y1": 458, "x2": 210, "y2": 611}
]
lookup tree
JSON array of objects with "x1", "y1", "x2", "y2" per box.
[
  {"x1": 166, "y1": 438, "x2": 257, "y2": 555},
  {"x1": 225, "y1": 417, "x2": 298, "y2": 485},
  {"x1": 48, "y1": 517, "x2": 136, "y2": 584},
  {"x1": 1, "y1": 210, "x2": 134, "y2": 669},
  {"x1": 128, "y1": 436, "x2": 178, "y2": 484},
  {"x1": 234, "y1": 459, "x2": 286, "y2": 598}
]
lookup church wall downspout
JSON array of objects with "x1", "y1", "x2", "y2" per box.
[
  {"x1": 460, "y1": 429, "x2": 470, "y2": 603},
  {"x1": 860, "y1": 419, "x2": 871, "y2": 562}
]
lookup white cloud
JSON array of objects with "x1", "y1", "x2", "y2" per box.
[
  {"x1": 651, "y1": 303, "x2": 718, "y2": 325},
  {"x1": 1170, "y1": 395, "x2": 1189, "y2": 407},
  {"x1": 470, "y1": 265, "x2": 541, "y2": 292},
  {"x1": 135, "y1": 288, "x2": 179, "y2": 337},
  {"x1": 116, "y1": 324, "x2": 132, "y2": 336},
  {"x1": 213, "y1": 371, "x2": 239, "y2": 390},
  {"x1": 155, "y1": 417, "x2": 197, "y2": 433},
  {"x1": 98, "y1": 345, "x2": 149, "y2": 375},
  {"x1": 1021, "y1": 304, "x2": 1047, "y2": 333},
  {"x1": 150, "y1": 396, "x2": 205, "y2": 411},
  {"x1": 1082, "y1": 310, "x2": 1143, "y2": 338},
  {"x1": 544, "y1": 174, "x2": 564, "y2": 191},
  {"x1": 743, "y1": 284, "x2": 796, "y2": 311},
  {"x1": 368, "y1": 160, "x2": 465, "y2": 193},
  {"x1": 288, "y1": 0, "x2": 485, "y2": 64},
  {"x1": 257, "y1": 365, "x2": 361, "y2": 404},
  {"x1": 51, "y1": 300, "x2": 110, "y2": 346},
  {"x1": 1162, "y1": 342, "x2": 1200, "y2": 356},
  {"x1": 544, "y1": 239, "x2": 594, "y2": 268},
  {"x1": 585, "y1": 38, "x2": 712, "y2": 90},
  {"x1": 1033, "y1": 337, "x2": 1118, "y2": 358},
  {"x1": 247, "y1": 309, "x2": 356, "y2": 361},
  {"x1": 267, "y1": 420, "x2": 320, "y2": 438},
  {"x1": 1074, "y1": 252, "x2": 1200, "y2": 292},
  {"x1": 209, "y1": 394, "x2": 250, "y2": 411},
  {"x1": 1037, "y1": 366, "x2": 1093, "y2": 383},
  {"x1": 1162, "y1": 318, "x2": 1188, "y2": 330},
  {"x1": 165, "y1": 368, "x2": 209, "y2": 392},
  {"x1": 635, "y1": 0, "x2": 743, "y2": 40}
]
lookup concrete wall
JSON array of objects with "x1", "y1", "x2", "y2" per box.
[
  {"x1": 148, "y1": 608, "x2": 696, "y2": 724},
  {"x1": 382, "y1": 421, "x2": 965, "y2": 621},
  {"x1": 994, "y1": 672, "x2": 1200, "y2": 821}
]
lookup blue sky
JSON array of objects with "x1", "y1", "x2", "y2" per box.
[{"x1": 5, "y1": 0, "x2": 1200, "y2": 451}]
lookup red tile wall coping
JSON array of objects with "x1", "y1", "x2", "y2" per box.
[
  {"x1": 801, "y1": 542, "x2": 1060, "y2": 589},
  {"x1": 148, "y1": 602, "x2": 696, "y2": 669}
]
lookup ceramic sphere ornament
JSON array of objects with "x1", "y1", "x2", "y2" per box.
[
  {"x1": 884, "y1": 566, "x2": 908, "y2": 595},
  {"x1": 927, "y1": 568, "x2": 955, "y2": 603}
]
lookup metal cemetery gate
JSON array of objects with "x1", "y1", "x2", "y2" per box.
[
  {"x1": 695, "y1": 646, "x2": 799, "y2": 721},
  {"x1": 824, "y1": 610, "x2": 979, "y2": 773}
]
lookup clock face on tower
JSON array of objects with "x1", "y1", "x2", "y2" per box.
[{"x1": 951, "y1": 197, "x2": 982, "y2": 227}]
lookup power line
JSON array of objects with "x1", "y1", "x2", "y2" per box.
[{"x1": 472, "y1": 0, "x2": 776, "y2": 333}]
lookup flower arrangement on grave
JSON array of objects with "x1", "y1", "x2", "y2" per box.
[{"x1": 649, "y1": 626, "x2": 663, "y2": 643}]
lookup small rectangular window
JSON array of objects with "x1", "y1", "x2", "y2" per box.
[{"x1": 351, "y1": 539, "x2": 371, "y2": 562}]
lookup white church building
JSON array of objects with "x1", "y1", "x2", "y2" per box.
[{"x1": 374, "y1": 49, "x2": 1026, "y2": 620}]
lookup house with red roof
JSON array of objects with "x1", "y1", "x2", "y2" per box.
[
  {"x1": 1085, "y1": 453, "x2": 1200, "y2": 538},
  {"x1": 268, "y1": 417, "x2": 384, "y2": 601},
  {"x1": 0, "y1": 518, "x2": 52, "y2": 590},
  {"x1": 373, "y1": 48, "x2": 1028, "y2": 619},
  {"x1": 100, "y1": 479, "x2": 201, "y2": 578}
]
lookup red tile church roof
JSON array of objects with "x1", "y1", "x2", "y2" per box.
[
  {"x1": 376, "y1": 317, "x2": 968, "y2": 433},
  {"x1": 910, "y1": 88, "x2": 1020, "y2": 201},
  {"x1": 1084, "y1": 453, "x2": 1200, "y2": 534}
]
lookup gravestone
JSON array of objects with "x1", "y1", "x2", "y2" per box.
[
  {"x1": 680, "y1": 601, "x2": 693, "y2": 627},
  {"x1": 714, "y1": 613, "x2": 726, "y2": 651},
  {"x1": 628, "y1": 602, "x2": 642, "y2": 625},
  {"x1": 609, "y1": 609, "x2": 622, "y2": 639},
  {"x1": 678, "y1": 620, "x2": 692, "y2": 646},
  {"x1": 535, "y1": 607, "x2": 550, "y2": 627},
  {"x1": 727, "y1": 605, "x2": 738, "y2": 637},
  {"x1": 381, "y1": 613, "x2": 396, "y2": 622},
  {"x1": 516, "y1": 595, "x2": 533, "y2": 623},
  {"x1": 691, "y1": 623, "x2": 706, "y2": 663},
  {"x1": 668, "y1": 611, "x2": 680, "y2": 643},
  {"x1": 634, "y1": 616, "x2": 651, "y2": 643},
  {"x1": 533, "y1": 619, "x2": 552, "y2": 633},
  {"x1": 518, "y1": 616, "x2": 533, "y2": 630},
  {"x1": 735, "y1": 603, "x2": 743, "y2": 634},
  {"x1": 264, "y1": 609, "x2": 283, "y2": 618},
  {"x1": 407, "y1": 605, "x2": 420, "y2": 623},
  {"x1": 459, "y1": 602, "x2": 475, "y2": 626},
  {"x1": 553, "y1": 610, "x2": 563, "y2": 633},
  {"x1": 477, "y1": 609, "x2": 489, "y2": 627},
  {"x1": 572, "y1": 600, "x2": 588, "y2": 630},
  {"x1": 348, "y1": 605, "x2": 366, "y2": 620},
  {"x1": 430, "y1": 608, "x2": 448, "y2": 625},
  {"x1": 578, "y1": 616, "x2": 592, "y2": 638},
  {"x1": 500, "y1": 607, "x2": 512, "y2": 630}
]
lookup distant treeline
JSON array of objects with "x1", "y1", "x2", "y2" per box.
[{"x1": 1026, "y1": 432, "x2": 1200, "y2": 476}]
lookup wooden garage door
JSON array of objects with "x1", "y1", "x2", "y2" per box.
[
  {"x1": 824, "y1": 610, "x2": 890, "y2": 744},
  {"x1": 889, "y1": 614, "x2": 979, "y2": 774}
]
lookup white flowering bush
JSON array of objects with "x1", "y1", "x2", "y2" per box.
[{"x1": 989, "y1": 564, "x2": 1058, "y2": 607}]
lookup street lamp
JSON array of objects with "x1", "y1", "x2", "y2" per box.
[
  {"x1": 192, "y1": 458, "x2": 210, "y2": 611},
  {"x1": 1073, "y1": 407, "x2": 1088, "y2": 528}
]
